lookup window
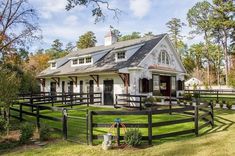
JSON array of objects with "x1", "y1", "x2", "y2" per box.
[
  {"x1": 85, "y1": 57, "x2": 92, "y2": 63},
  {"x1": 158, "y1": 50, "x2": 170, "y2": 65},
  {"x1": 79, "y1": 58, "x2": 84, "y2": 64},
  {"x1": 139, "y1": 78, "x2": 152, "y2": 93},
  {"x1": 72, "y1": 59, "x2": 78, "y2": 65},
  {"x1": 51, "y1": 62, "x2": 56, "y2": 68},
  {"x1": 117, "y1": 51, "x2": 126, "y2": 60},
  {"x1": 178, "y1": 80, "x2": 184, "y2": 91}
]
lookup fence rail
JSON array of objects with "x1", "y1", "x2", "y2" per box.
[
  {"x1": 115, "y1": 94, "x2": 147, "y2": 110},
  {"x1": 89, "y1": 102, "x2": 214, "y2": 145},
  {"x1": 185, "y1": 89, "x2": 235, "y2": 101}
]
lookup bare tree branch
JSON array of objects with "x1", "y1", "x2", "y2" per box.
[
  {"x1": 66, "y1": 0, "x2": 121, "y2": 23},
  {"x1": 0, "y1": 0, "x2": 40, "y2": 56}
]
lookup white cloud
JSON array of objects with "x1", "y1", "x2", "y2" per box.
[
  {"x1": 30, "y1": 0, "x2": 67, "y2": 19},
  {"x1": 129, "y1": 0, "x2": 151, "y2": 18}
]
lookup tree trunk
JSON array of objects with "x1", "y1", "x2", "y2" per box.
[
  {"x1": 223, "y1": 29, "x2": 229, "y2": 85},
  {"x1": 204, "y1": 31, "x2": 210, "y2": 87},
  {"x1": 217, "y1": 44, "x2": 220, "y2": 86},
  {"x1": 5, "y1": 107, "x2": 10, "y2": 137}
]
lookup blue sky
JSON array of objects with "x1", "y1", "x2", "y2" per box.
[{"x1": 28, "y1": 0, "x2": 208, "y2": 52}]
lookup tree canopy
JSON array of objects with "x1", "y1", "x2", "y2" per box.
[{"x1": 76, "y1": 31, "x2": 97, "y2": 49}]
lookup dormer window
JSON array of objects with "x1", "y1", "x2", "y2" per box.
[
  {"x1": 86, "y1": 57, "x2": 92, "y2": 63},
  {"x1": 79, "y1": 58, "x2": 84, "y2": 64},
  {"x1": 116, "y1": 51, "x2": 126, "y2": 62},
  {"x1": 117, "y1": 51, "x2": 125, "y2": 59},
  {"x1": 72, "y1": 59, "x2": 78, "y2": 65},
  {"x1": 51, "y1": 62, "x2": 56, "y2": 69},
  {"x1": 158, "y1": 50, "x2": 170, "y2": 65}
]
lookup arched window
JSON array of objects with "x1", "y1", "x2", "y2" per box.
[{"x1": 158, "y1": 50, "x2": 170, "y2": 65}]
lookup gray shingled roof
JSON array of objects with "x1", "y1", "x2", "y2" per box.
[{"x1": 38, "y1": 34, "x2": 166, "y2": 77}]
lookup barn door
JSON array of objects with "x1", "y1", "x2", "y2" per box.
[{"x1": 103, "y1": 80, "x2": 114, "y2": 105}]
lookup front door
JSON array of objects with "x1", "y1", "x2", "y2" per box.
[
  {"x1": 89, "y1": 80, "x2": 94, "y2": 104},
  {"x1": 50, "y1": 82, "x2": 57, "y2": 96},
  {"x1": 160, "y1": 76, "x2": 171, "y2": 96},
  {"x1": 68, "y1": 81, "x2": 73, "y2": 94},
  {"x1": 103, "y1": 80, "x2": 114, "y2": 105}
]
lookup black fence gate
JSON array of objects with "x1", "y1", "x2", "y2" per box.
[{"x1": 62, "y1": 108, "x2": 89, "y2": 144}]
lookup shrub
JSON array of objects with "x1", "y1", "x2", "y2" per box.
[
  {"x1": 183, "y1": 93, "x2": 192, "y2": 100},
  {"x1": 219, "y1": 103, "x2": 223, "y2": 108},
  {"x1": 193, "y1": 92, "x2": 200, "y2": 99},
  {"x1": 144, "y1": 96, "x2": 155, "y2": 103},
  {"x1": 226, "y1": 102, "x2": 233, "y2": 110},
  {"x1": 124, "y1": 128, "x2": 142, "y2": 147},
  {"x1": 39, "y1": 124, "x2": 51, "y2": 141},
  {"x1": 0, "y1": 117, "x2": 6, "y2": 134},
  {"x1": 19, "y1": 123, "x2": 34, "y2": 144}
]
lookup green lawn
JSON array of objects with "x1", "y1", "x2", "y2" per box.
[
  {"x1": 3, "y1": 108, "x2": 235, "y2": 156},
  {"x1": 10, "y1": 104, "x2": 198, "y2": 144}
]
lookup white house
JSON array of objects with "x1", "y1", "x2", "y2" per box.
[
  {"x1": 37, "y1": 32, "x2": 187, "y2": 105},
  {"x1": 185, "y1": 77, "x2": 202, "y2": 89}
]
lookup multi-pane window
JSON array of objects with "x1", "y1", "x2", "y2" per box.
[
  {"x1": 79, "y1": 58, "x2": 84, "y2": 64},
  {"x1": 117, "y1": 51, "x2": 126, "y2": 59},
  {"x1": 158, "y1": 50, "x2": 170, "y2": 65},
  {"x1": 51, "y1": 62, "x2": 56, "y2": 68},
  {"x1": 72, "y1": 59, "x2": 78, "y2": 65},
  {"x1": 85, "y1": 57, "x2": 92, "y2": 63}
]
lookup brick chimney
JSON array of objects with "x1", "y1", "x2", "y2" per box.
[{"x1": 104, "y1": 30, "x2": 117, "y2": 46}]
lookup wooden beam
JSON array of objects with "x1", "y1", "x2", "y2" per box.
[
  {"x1": 68, "y1": 76, "x2": 78, "y2": 86},
  {"x1": 51, "y1": 77, "x2": 60, "y2": 87},
  {"x1": 118, "y1": 73, "x2": 129, "y2": 94},
  {"x1": 90, "y1": 75, "x2": 99, "y2": 87}
]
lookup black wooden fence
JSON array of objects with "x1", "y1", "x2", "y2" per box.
[
  {"x1": 185, "y1": 89, "x2": 235, "y2": 101},
  {"x1": 88, "y1": 102, "x2": 214, "y2": 145},
  {"x1": 10, "y1": 102, "x2": 89, "y2": 144},
  {"x1": 115, "y1": 94, "x2": 147, "y2": 110},
  {"x1": 17, "y1": 92, "x2": 102, "y2": 109}
]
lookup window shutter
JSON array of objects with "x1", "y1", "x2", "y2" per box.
[
  {"x1": 139, "y1": 78, "x2": 142, "y2": 93},
  {"x1": 149, "y1": 79, "x2": 153, "y2": 92}
]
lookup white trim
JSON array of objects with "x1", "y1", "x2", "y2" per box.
[
  {"x1": 138, "y1": 35, "x2": 166, "y2": 66},
  {"x1": 165, "y1": 35, "x2": 187, "y2": 73},
  {"x1": 48, "y1": 60, "x2": 56, "y2": 63},
  {"x1": 51, "y1": 62, "x2": 57, "y2": 69}
]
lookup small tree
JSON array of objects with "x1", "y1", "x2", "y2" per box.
[{"x1": 0, "y1": 67, "x2": 20, "y2": 136}]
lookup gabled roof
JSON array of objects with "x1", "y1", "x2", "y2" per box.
[{"x1": 38, "y1": 34, "x2": 166, "y2": 77}]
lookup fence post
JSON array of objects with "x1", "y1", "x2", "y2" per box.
[
  {"x1": 62, "y1": 108, "x2": 68, "y2": 140},
  {"x1": 86, "y1": 109, "x2": 89, "y2": 145},
  {"x1": 20, "y1": 103, "x2": 22, "y2": 122},
  {"x1": 36, "y1": 104, "x2": 40, "y2": 128},
  {"x1": 210, "y1": 102, "x2": 214, "y2": 127},
  {"x1": 140, "y1": 96, "x2": 142, "y2": 110},
  {"x1": 216, "y1": 91, "x2": 219, "y2": 103},
  {"x1": 148, "y1": 110, "x2": 152, "y2": 145},
  {"x1": 51, "y1": 95, "x2": 54, "y2": 107},
  {"x1": 89, "y1": 111, "x2": 93, "y2": 145},
  {"x1": 115, "y1": 94, "x2": 118, "y2": 108},
  {"x1": 30, "y1": 98, "x2": 33, "y2": 112},
  {"x1": 169, "y1": 96, "x2": 172, "y2": 115},
  {"x1": 194, "y1": 105, "x2": 199, "y2": 136},
  {"x1": 70, "y1": 94, "x2": 73, "y2": 108},
  {"x1": 117, "y1": 122, "x2": 120, "y2": 146},
  {"x1": 87, "y1": 94, "x2": 89, "y2": 107}
]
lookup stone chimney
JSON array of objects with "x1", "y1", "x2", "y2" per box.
[{"x1": 104, "y1": 30, "x2": 117, "y2": 46}]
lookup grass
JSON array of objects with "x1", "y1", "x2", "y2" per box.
[
  {"x1": 10, "y1": 104, "x2": 198, "y2": 144},
  {"x1": 1, "y1": 108, "x2": 234, "y2": 156}
]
